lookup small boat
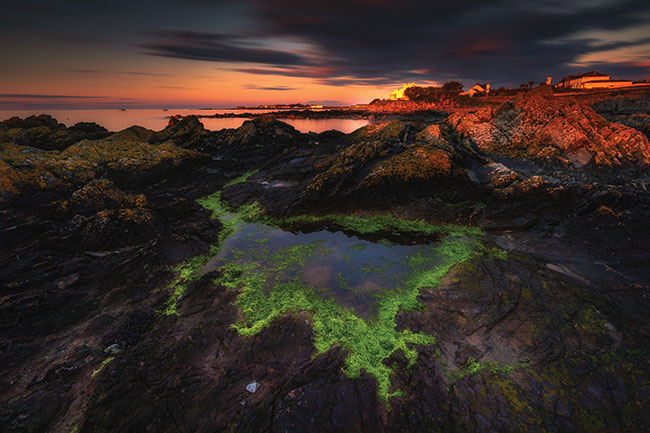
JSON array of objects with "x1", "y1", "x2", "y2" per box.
[
  {"x1": 120, "y1": 108, "x2": 127, "y2": 112},
  {"x1": 162, "y1": 108, "x2": 168, "y2": 112}
]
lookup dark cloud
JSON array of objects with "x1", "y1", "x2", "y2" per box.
[
  {"x1": 140, "y1": 31, "x2": 310, "y2": 66},
  {"x1": 134, "y1": 0, "x2": 650, "y2": 86},
  {"x1": 0, "y1": 102, "x2": 141, "y2": 111},
  {"x1": 239, "y1": 0, "x2": 650, "y2": 84},
  {"x1": 3, "y1": 0, "x2": 650, "y2": 91},
  {"x1": 0, "y1": 94, "x2": 107, "y2": 99},
  {"x1": 7, "y1": 2, "x2": 64, "y2": 15},
  {"x1": 69, "y1": 69, "x2": 170, "y2": 77},
  {"x1": 245, "y1": 85, "x2": 299, "y2": 91}
]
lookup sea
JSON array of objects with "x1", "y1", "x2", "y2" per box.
[{"x1": 0, "y1": 109, "x2": 372, "y2": 134}]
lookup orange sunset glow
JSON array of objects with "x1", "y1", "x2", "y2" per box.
[{"x1": 2, "y1": 0, "x2": 649, "y2": 110}]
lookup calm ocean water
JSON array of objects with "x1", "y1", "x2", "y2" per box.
[{"x1": 0, "y1": 109, "x2": 371, "y2": 134}]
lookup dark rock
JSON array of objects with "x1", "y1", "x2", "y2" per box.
[
  {"x1": 149, "y1": 115, "x2": 209, "y2": 148},
  {"x1": 159, "y1": 235, "x2": 210, "y2": 263},
  {"x1": 1, "y1": 108, "x2": 650, "y2": 433},
  {"x1": 106, "y1": 125, "x2": 155, "y2": 142},
  {"x1": 274, "y1": 375, "x2": 386, "y2": 433}
]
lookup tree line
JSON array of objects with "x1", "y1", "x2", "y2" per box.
[{"x1": 403, "y1": 81, "x2": 465, "y2": 102}]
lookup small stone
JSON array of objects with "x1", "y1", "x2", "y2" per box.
[
  {"x1": 105, "y1": 344, "x2": 122, "y2": 354},
  {"x1": 246, "y1": 381, "x2": 259, "y2": 393}
]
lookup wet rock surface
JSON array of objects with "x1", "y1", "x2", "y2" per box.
[{"x1": 1, "y1": 99, "x2": 650, "y2": 432}]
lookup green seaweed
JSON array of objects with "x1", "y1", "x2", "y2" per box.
[
  {"x1": 163, "y1": 183, "x2": 484, "y2": 404},
  {"x1": 348, "y1": 243, "x2": 368, "y2": 252},
  {"x1": 274, "y1": 213, "x2": 483, "y2": 238},
  {"x1": 161, "y1": 171, "x2": 260, "y2": 316},
  {"x1": 92, "y1": 356, "x2": 114, "y2": 377},
  {"x1": 225, "y1": 169, "x2": 259, "y2": 187},
  {"x1": 454, "y1": 357, "x2": 530, "y2": 381},
  {"x1": 220, "y1": 236, "x2": 478, "y2": 403},
  {"x1": 335, "y1": 272, "x2": 354, "y2": 292}
]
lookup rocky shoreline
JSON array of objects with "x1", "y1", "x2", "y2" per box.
[
  {"x1": 187, "y1": 108, "x2": 449, "y2": 123},
  {"x1": 2, "y1": 86, "x2": 650, "y2": 432}
]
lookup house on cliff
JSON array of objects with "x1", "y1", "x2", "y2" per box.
[
  {"x1": 554, "y1": 71, "x2": 648, "y2": 89},
  {"x1": 556, "y1": 71, "x2": 610, "y2": 89},
  {"x1": 460, "y1": 83, "x2": 490, "y2": 97}
]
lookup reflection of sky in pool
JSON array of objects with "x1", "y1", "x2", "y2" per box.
[{"x1": 204, "y1": 221, "x2": 452, "y2": 319}]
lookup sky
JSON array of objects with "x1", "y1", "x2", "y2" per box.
[{"x1": 1, "y1": 0, "x2": 649, "y2": 109}]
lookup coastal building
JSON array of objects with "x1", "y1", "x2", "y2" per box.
[
  {"x1": 390, "y1": 83, "x2": 417, "y2": 100},
  {"x1": 460, "y1": 83, "x2": 490, "y2": 97},
  {"x1": 555, "y1": 71, "x2": 610, "y2": 89},
  {"x1": 554, "y1": 71, "x2": 649, "y2": 89}
]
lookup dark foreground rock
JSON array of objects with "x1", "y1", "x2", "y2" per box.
[{"x1": 1, "y1": 105, "x2": 649, "y2": 432}]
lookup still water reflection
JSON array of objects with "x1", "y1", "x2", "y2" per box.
[{"x1": 202, "y1": 221, "x2": 450, "y2": 320}]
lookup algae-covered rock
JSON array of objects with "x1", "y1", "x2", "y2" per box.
[
  {"x1": 149, "y1": 115, "x2": 209, "y2": 148},
  {"x1": 450, "y1": 351, "x2": 650, "y2": 433},
  {"x1": 301, "y1": 120, "x2": 478, "y2": 207},
  {"x1": 0, "y1": 137, "x2": 201, "y2": 203},
  {"x1": 361, "y1": 146, "x2": 457, "y2": 187},
  {"x1": 58, "y1": 179, "x2": 156, "y2": 249},
  {"x1": 0, "y1": 115, "x2": 110, "y2": 150},
  {"x1": 106, "y1": 125, "x2": 155, "y2": 142}
]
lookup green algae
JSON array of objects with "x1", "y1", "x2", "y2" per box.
[
  {"x1": 273, "y1": 213, "x2": 484, "y2": 238},
  {"x1": 225, "y1": 170, "x2": 258, "y2": 187},
  {"x1": 447, "y1": 348, "x2": 650, "y2": 432},
  {"x1": 92, "y1": 356, "x2": 114, "y2": 377},
  {"x1": 348, "y1": 242, "x2": 368, "y2": 252},
  {"x1": 476, "y1": 242, "x2": 508, "y2": 261},
  {"x1": 574, "y1": 407, "x2": 606, "y2": 431},
  {"x1": 161, "y1": 247, "x2": 220, "y2": 316},
  {"x1": 161, "y1": 171, "x2": 260, "y2": 316},
  {"x1": 454, "y1": 357, "x2": 530, "y2": 381},
  {"x1": 162, "y1": 179, "x2": 485, "y2": 403},
  {"x1": 575, "y1": 306, "x2": 610, "y2": 337},
  {"x1": 219, "y1": 236, "x2": 478, "y2": 403},
  {"x1": 335, "y1": 272, "x2": 354, "y2": 292}
]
